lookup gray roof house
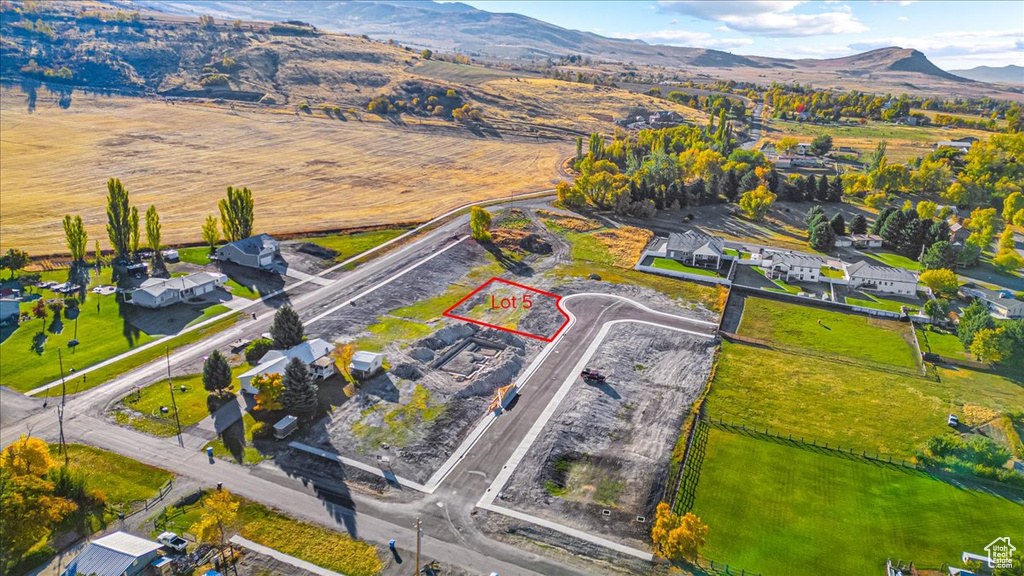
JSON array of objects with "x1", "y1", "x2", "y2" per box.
[
  {"x1": 129, "y1": 272, "x2": 227, "y2": 309},
  {"x1": 239, "y1": 338, "x2": 334, "y2": 394},
  {"x1": 666, "y1": 231, "x2": 726, "y2": 268},
  {"x1": 761, "y1": 252, "x2": 824, "y2": 283},
  {"x1": 62, "y1": 531, "x2": 163, "y2": 576},
  {"x1": 845, "y1": 261, "x2": 918, "y2": 296},
  {"x1": 215, "y1": 234, "x2": 280, "y2": 270},
  {"x1": 961, "y1": 284, "x2": 1024, "y2": 319}
]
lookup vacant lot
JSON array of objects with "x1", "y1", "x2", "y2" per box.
[
  {"x1": 502, "y1": 323, "x2": 715, "y2": 548},
  {"x1": 691, "y1": 427, "x2": 1024, "y2": 576},
  {"x1": 737, "y1": 296, "x2": 918, "y2": 368},
  {"x1": 59, "y1": 444, "x2": 173, "y2": 506},
  {"x1": 113, "y1": 366, "x2": 248, "y2": 437},
  {"x1": 0, "y1": 87, "x2": 567, "y2": 254}
]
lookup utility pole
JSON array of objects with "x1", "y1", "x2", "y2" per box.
[
  {"x1": 414, "y1": 517, "x2": 422, "y2": 576},
  {"x1": 56, "y1": 350, "x2": 68, "y2": 467},
  {"x1": 166, "y1": 347, "x2": 184, "y2": 448}
]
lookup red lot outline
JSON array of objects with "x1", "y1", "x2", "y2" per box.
[{"x1": 442, "y1": 277, "x2": 570, "y2": 342}]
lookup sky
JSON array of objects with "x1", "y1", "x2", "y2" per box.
[{"x1": 457, "y1": 1, "x2": 1024, "y2": 70}]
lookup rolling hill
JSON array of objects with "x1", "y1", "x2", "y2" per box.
[{"x1": 948, "y1": 65, "x2": 1024, "y2": 85}]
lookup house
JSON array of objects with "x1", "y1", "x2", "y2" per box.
[
  {"x1": 934, "y1": 140, "x2": 973, "y2": 153},
  {"x1": 845, "y1": 260, "x2": 918, "y2": 296},
  {"x1": 949, "y1": 221, "x2": 971, "y2": 244},
  {"x1": 761, "y1": 252, "x2": 825, "y2": 283},
  {"x1": 62, "y1": 531, "x2": 163, "y2": 576},
  {"x1": 129, "y1": 272, "x2": 227, "y2": 309},
  {"x1": 0, "y1": 298, "x2": 19, "y2": 326},
  {"x1": 840, "y1": 234, "x2": 884, "y2": 249},
  {"x1": 214, "y1": 234, "x2": 280, "y2": 270},
  {"x1": 772, "y1": 156, "x2": 793, "y2": 168},
  {"x1": 666, "y1": 231, "x2": 726, "y2": 269},
  {"x1": 648, "y1": 110, "x2": 683, "y2": 126},
  {"x1": 795, "y1": 142, "x2": 813, "y2": 155},
  {"x1": 239, "y1": 338, "x2": 334, "y2": 394},
  {"x1": 961, "y1": 285, "x2": 1024, "y2": 319},
  {"x1": 350, "y1": 351, "x2": 384, "y2": 379}
]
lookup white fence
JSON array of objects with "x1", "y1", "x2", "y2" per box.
[{"x1": 635, "y1": 264, "x2": 733, "y2": 287}]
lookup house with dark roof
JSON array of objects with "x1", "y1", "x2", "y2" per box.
[
  {"x1": 845, "y1": 260, "x2": 918, "y2": 296},
  {"x1": 760, "y1": 252, "x2": 825, "y2": 283},
  {"x1": 948, "y1": 221, "x2": 971, "y2": 245},
  {"x1": 666, "y1": 231, "x2": 726, "y2": 269},
  {"x1": 215, "y1": 234, "x2": 280, "y2": 270},
  {"x1": 129, "y1": 272, "x2": 227, "y2": 308},
  {"x1": 62, "y1": 531, "x2": 163, "y2": 576}
]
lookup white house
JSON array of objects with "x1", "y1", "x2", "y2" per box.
[
  {"x1": 666, "y1": 231, "x2": 726, "y2": 269},
  {"x1": 129, "y1": 272, "x2": 227, "y2": 308},
  {"x1": 761, "y1": 252, "x2": 824, "y2": 283},
  {"x1": 239, "y1": 338, "x2": 335, "y2": 394},
  {"x1": 961, "y1": 285, "x2": 1024, "y2": 319},
  {"x1": 838, "y1": 234, "x2": 884, "y2": 249},
  {"x1": 934, "y1": 140, "x2": 973, "y2": 153},
  {"x1": 795, "y1": 142, "x2": 813, "y2": 155},
  {"x1": 349, "y1": 351, "x2": 384, "y2": 379},
  {"x1": 215, "y1": 234, "x2": 280, "y2": 270},
  {"x1": 845, "y1": 261, "x2": 918, "y2": 296},
  {"x1": 62, "y1": 531, "x2": 163, "y2": 576}
]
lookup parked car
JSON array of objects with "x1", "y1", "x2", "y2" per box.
[
  {"x1": 947, "y1": 414, "x2": 959, "y2": 428},
  {"x1": 158, "y1": 531, "x2": 189, "y2": 552}
]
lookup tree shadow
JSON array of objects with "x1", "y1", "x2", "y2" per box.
[
  {"x1": 220, "y1": 419, "x2": 247, "y2": 463},
  {"x1": 31, "y1": 331, "x2": 47, "y2": 355},
  {"x1": 482, "y1": 244, "x2": 533, "y2": 277},
  {"x1": 47, "y1": 317, "x2": 64, "y2": 335}
]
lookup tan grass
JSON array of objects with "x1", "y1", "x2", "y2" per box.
[
  {"x1": 960, "y1": 404, "x2": 1001, "y2": 427},
  {"x1": 593, "y1": 226, "x2": 654, "y2": 268},
  {"x1": 0, "y1": 89, "x2": 569, "y2": 254},
  {"x1": 537, "y1": 210, "x2": 602, "y2": 232}
]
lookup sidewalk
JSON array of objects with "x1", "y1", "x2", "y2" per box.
[{"x1": 230, "y1": 535, "x2": 348, "y2": 576}]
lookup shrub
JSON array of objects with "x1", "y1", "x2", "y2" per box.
[
  {"x1": 245, "y1": 338, "x2": 275, "y2": 365},
  {"x1": 250, "y1": 421, "x2": 269, "y2": 439}
]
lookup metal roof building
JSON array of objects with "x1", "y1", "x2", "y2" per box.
[{"x1": 62, "y1": 531, "x2": 163, "y2": 576}]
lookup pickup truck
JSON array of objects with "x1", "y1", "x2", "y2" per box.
[{"x1": 158, "y1": 531, "x2": 188, "y2": 552}]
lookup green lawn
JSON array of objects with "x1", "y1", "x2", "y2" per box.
[
  {"x1": 692, "y1": 427, "x2": 1024, "y2": 576},
  {"x1": 1, "y1": 268, "x2": 159, "y2": 392},
  {"x1": 116, "y1": 365, "x2": 248, "y2": 436},
  {"x1": 916, "y1": 327, "x2": 969, "y2": 360},
  {"x1": 566, "y1": 231, "x2": 615, "y2": 265},
  {"x1": 353, "y1": 317, "x2": 434, "y2": 352},
  {"x1": 738, "y1": 297, "x2": 917, "y2": 367},
  {"x1": 708, "y1": 343, "x2": 1024, "y2": 458},
  {"x1": 58, "y1": 444, "x2": 173, "y2": 506},
  {"x1": 206, "y1": 412, "x2": 264, "y2": 465},
  {"x1": 752, "y1": 266, "x2": 801, "y2": 294},
  {"x1": 845, "y1": 293, "x2": 918, "y2": 314},
  {"x1": 549, "y1": 263, "x2": 727, "y2": 312},
  {"x1": 820, "y1": 266, "x2": 844, "y2": 279},
  {"x1": 299, "y1": 227, "x2": 409, "y2": 262},
  {"x1": 649, "y1": 257, "x2": 723, "y2": 277},
  {"x1": 866, "y1": 251, "x2": 922, "y2": 271},
  {"x1": 175, "y1": 246, "x2": 213, "y2": 265}
]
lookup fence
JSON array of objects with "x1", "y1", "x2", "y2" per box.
[
  {"x1": 730, "y1": 283, "x2": 904, "y2": 320},
  {"x1": 153, "y1": 496, "x2": 204, "y2": 531},
  {"x1": 635, "y1": 258, "x2": 734, "y2": 288},
  {"x1": 105, "y1": 479, "x2": 173, "y2": 521}
]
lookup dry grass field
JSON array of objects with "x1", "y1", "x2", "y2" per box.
[{"x1": 0, "y1": 87, "x2": 569, "y2": 254}]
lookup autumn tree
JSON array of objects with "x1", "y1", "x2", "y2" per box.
[
  {"x1": 651, "y1": 503, "x2": 708, "y2": 563},
  {"x1": 62, "y1": 215, "x2": 88, "y2": 263},
  {"x1": 469, "y1": 206, "x2": 493, "y2": 242},
  {"x1": 776, "y1": 136, "x2": 798, "y2": 155},
  {"x1": 738, "y1": 185, "x2": 776, "y2": 221},
  {"x1": 556, "y1": 181, "x2": 585, "y2": 207},
  {"x1": 252, "y1": 372, "x2": 284, "y2": 411},
  {"x1": 1003, "y1": 191, "x2": 1024, "y2": 226},
  {"x1": 202, "y1": 215, "x2": 220, "y2": 254},
  {"x1": 958, "y1": 299, "x2": 995, "y2": 348},
  {"x1": 105, "y1": 178, "x2": 132, "y2": 262},
  {"x1": 202, "y1": 350, "x2": 233, "y2": 394},
  {"x1": 281, "y1": 357, "x2": 319, "y2": 417},
  {"x1": 331, "y1": 343, "x2": 355, "y2": 383},
  {"x1": 270, "y1": 306, "x2": 304, "y2": 349},
  {"x1": 919, "y1": 269, "x2": 959, "y2": 297},
  {"x1": 219, "y1": 186, "x2": 255, "y2": 241},
  {"x1": 145, "y1": 205, "x2": 162, "y2": 258},
  {"x1": 970, "y1": 328, "x2": 1010, "y2": 363},
  {"x1": 965, "y1": 207, "x2": 997, "y2": 250},
  {"x1": 190, "y1": 489, "x2": 238, "y2": 563},
  {"x1": 993, "y1": 249, "x2": 1024, "y2": 272},
  {"x1": 32, "y1": 299, "x2": 47, "y2": 327}
]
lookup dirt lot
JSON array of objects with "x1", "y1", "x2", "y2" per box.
[{"x1": 499, "y1": 323, "x2": 715, "y2": 548}]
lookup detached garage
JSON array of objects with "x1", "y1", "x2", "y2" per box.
[{"x1": 215, "y1": 234, "x2": 280, "y2": 270}]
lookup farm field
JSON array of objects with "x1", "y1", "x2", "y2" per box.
[
  {"x1": 737, "y1": 296, "x2": 918, "y2": 367},
  {"x1": 0, "y1": 87, "x2": 568, "y2": 254},
  {"x1": 691, "y1": 426, "x2": 1024, "y2": 576},
  {"x1": 707, "y1": 343, "x2": 1001, "y2": 458}
]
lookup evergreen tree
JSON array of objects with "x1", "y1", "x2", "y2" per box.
[
  {"x1": 705, "y1": 173, "x2": 720, "y2": 204},
  {"x1": 805, "y1": 175, "x2": 818, "y2": 202},
  {"x1": 722, "y1": 169, "x2": 740, "y2": 202},
  {"x1": 905, "y1": 216, "x2": 929, "y2": 258},
  {"x1": 921, "y1": 241, "x2": 957, "y2": 270},
  {"x1": 281, "y1": 357, "x2": 319, "y2": 417},
  {"x1": 270, "y1": 306, "x2": 304, "y2": 349},
  {"x1": 805, "y1": 205, "x2": 825, "y2": 228},
  {"x1": 925, "y1": 220, "x2": 951, "y2": 248},
  {"x1": 850, "y1": 214, "x2": 868, "y2": 234},
  {"x1": 829, "y1": 213, "x2": 846, "y2": 236},
  {"x1": 816, "y1": 174, "x2": 830, "y2": 202},
  {"x1": 872, "y1": 207, "x2": 896, "y2": 235},
  {"x1": 828, "y1": 175, "x2": 844, "y2": 202},
  {"x1": 105, "y1": 178, "x2": 132, "y2": 262},
  {"x1": 738, "y1": 170, "x2": 759, "y2": 194},
  {"x1": 879, "y1": 209, "x2": 909, "y2": 249},
  {"x1": 809, "y1": 221, "x2": 836, "y2": 252},
  {"x1": 958, "y1": 300, "x2": 994, "y2": 348},
  {"x1": 766, "y1": 168, "x2": 780, "y2": 195},
  {"x1": 202, "y1": 350, "x2": 232, "y2": 393}
]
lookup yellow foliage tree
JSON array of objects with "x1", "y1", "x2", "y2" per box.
[
  {"x1": 1, "y1": 435, "x2": 54, "y2": 477},
  {"x1": 738, "y1": 185, "x2": 776, "y2": 221},
  {"x1": 970, "y1": 328, "x2": 1010, "y2": 363},
  {"x1": 651, "y1": 502, "x2": 709, "y2": 562},
  {"x1": 332, "y1": 343, "x2": 356, "y2": 384},
  {"x1": 919, "y1": 268, "x2": 959, "y2": 297},
  {"x1": 469, "y1": 207, "x2": 492, "y2": 242},
  {"x1": 776, "y1": 137, "x2": 798, "y2": 155},
  {"x1": 251, "y1": 373, "x2": 284, "y2": 412},
  {"x1": 190, "y1": 489, "x2": 239, "y2": 550}
]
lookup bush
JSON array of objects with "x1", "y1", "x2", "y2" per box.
[
  {"x1": 250, "y1": 421, "x2": 270, "y2": 439},
  {"x1": 245, "y1": 338, "x2": 274, "y2": 365}
]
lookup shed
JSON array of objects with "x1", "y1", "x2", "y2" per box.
[
  {"x1": 274, "y1": 415, "x2": 299, "y2": 439},
  {"x1": 62, "y1": 531, "x2": 163, "y2": 576},
  {"x1": 350, "y1": 351, "x2": 384, "y2": 378}
]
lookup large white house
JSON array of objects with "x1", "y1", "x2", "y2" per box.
[
  {"x1": 961, "y1": 285, "x2": 1024, "y2": 319},
  {"x1": 128, "y1": 272, "x2": 227, "y2": 308},
  {"x1": 215, "y1": 234, "x2": 280, "y2": 270},
  {"x1": 239, "y1": 338, "x2": 335, "y2": 394},
  {"x1": 761, "y1": 252, "x2": 824, "y2": 283},
  {"x1": 666, "y1": 231, "x2": 726, "y2": 269},
  {"x1": 845, "y1": 261, "x2": 918, "y2": 296}
]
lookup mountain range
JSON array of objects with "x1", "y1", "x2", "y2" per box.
[{"x1": 948, "y1": 65, "x2": 1024, "y2": 85}]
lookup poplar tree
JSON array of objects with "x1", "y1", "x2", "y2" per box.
[
  {"x1": 62, "y1": 214, "x2": 88, "y2": 262},
  {"x1": 219, "y1": 186, "x2": 255, "y2": 241},
  {"x1": 105, "y1": 178, "x2": 132, "y2": 261}
]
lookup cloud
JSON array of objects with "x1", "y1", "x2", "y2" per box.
[
  {"x1": 656, "y1": 0, "x2": 867, "y2": 37},
  {"x1": 897, "y1": 16, "x2": 909, "y2": 21},
  {"x1": 610, "y1": 29, "x2": 755, "y2": 50},
  {"x1": 669, "y1": 19, "x2": 678, "y2": 25}
]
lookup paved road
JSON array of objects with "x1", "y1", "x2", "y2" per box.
[{"x1": 741, "y1": 102, "x2": 764, "y2": 150}]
